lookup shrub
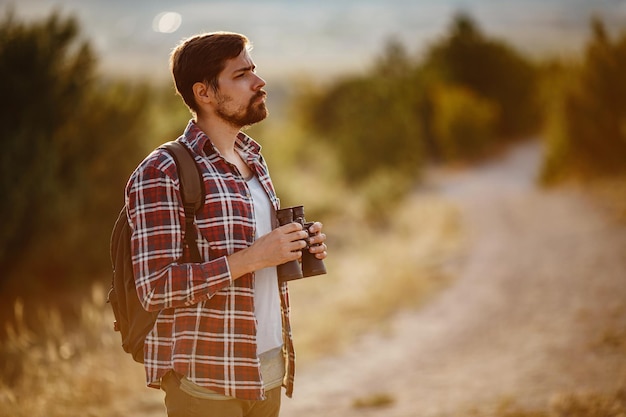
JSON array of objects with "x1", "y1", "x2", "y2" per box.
[
  {"x1": 541, "y1": 19, "x2": 626, "y2": 181},
  {"x1": 431, "y1": 84, "x2": 498, "y2": 162},
  {"x1": 423, "y1": 12, "x2": 541, "y2": 139},
  {"x1": 0, "y1": 10, "x2": 151, "y2": 299}
]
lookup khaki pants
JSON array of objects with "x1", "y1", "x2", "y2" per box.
[{"x1": 161, "y1": 372, "x2": 281, "y2": 417}]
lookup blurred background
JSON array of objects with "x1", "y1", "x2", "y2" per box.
[{"x1": 1, "y1": 0, "x2": 625, "y2": 416}]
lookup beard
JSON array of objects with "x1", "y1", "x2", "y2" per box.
[{"x1": 215, "y1": 91, "x2": 268, "y2": 128}]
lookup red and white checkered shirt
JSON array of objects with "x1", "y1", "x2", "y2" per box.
[{"x1": 126, "y1": 120, "x2": 296, "y2": 400}]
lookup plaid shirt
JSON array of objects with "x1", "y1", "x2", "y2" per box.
[{"x1": 126, "y1": 120, "x2": 296, "y2": 400}]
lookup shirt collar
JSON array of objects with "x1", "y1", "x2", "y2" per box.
[{"x1": 181, "y1": 119, "x2": 262, "y2": 160}]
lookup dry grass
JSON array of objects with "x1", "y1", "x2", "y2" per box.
[
  {"x1": 288, "y1": 191, "x2": 463, "y2": 364},
  {"x1": 352, "y1": 392, "x2": 396, "y2": 409},
  {"x1": 466, "y1": 387, "x2": 626, "y2": 417},
  {"x1": 0, "y1": 286, "x2": 161, "y2": 417}
]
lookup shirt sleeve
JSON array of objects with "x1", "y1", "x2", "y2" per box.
[{"x1": 126, "y1": 154, "x2": 232, "y2": 312}]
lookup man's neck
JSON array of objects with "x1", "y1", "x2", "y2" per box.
[
  {"x1": 195, "y1": 115, "x2": 241, "y2": 158},
  {"x1": 194, "y1": 115, "x2": 253, "y2": 179}
]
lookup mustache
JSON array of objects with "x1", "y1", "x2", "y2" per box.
[{"x1": 251, "y1": 90, "x2": 267, "y2": 104}]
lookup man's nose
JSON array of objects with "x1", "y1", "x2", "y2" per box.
[{"x1": 253, "y1": 73, "x2": 266, "y2": 90}]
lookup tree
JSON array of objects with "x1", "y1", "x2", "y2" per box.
[
  {"x1": 0, "y1": 10, "x2": 150, "y2": 297},
  {"x1": 423, "y1": 12, "x2": 540, "y2": 138},
  {"x1": 302, "y1": 39, "x2": 425, "y2": 185},
  {"x1": 569, "y1": 19, "x2": 626, "y2": 173},
  {"x1": 541, "y1": 18, "x2": 626, "y2": 180},
  {"x1": 431, "y1": 84, "x2": 498, "y2": 162}
]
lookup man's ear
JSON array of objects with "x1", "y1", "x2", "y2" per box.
[{"x1": 192, "y1": 81, "x2": 214, "y2": 107}]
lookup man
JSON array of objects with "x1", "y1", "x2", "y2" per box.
[{"x1": 125, "y1": 31, "x2": 327, "y2": 417}]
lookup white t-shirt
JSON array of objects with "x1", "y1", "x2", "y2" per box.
[
  {"x1": 247, "y1": 175, "x2": 283, "y2": 356},
  {"x1": 172, "y1": 174, "x2": 285, "y2": 400}
]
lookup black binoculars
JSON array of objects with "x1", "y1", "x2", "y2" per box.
[{"x1": 276, "y1": 205, "x2": 327, "y2": 282}]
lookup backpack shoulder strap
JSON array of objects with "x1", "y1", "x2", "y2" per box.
[
  {"x1": 161, "y1": 141, "x2": 204, "y2": 212},
  {"x1": 160, "y1": 141, "x2": 204, "y2": 262}
]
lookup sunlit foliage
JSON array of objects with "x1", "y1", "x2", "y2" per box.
[
  {"x1": 423, "y1": 13, "x2": 541, "y2": 139},
  {"x1": 0, "y1": 10, "x2": 150, "y2": 298},
  {"x1": 430, "y1": 84, "x2": 498, "y2": 162},
  {"x1": 542, "y1": 19, "x2": 626, "y2": 180},
  {"x1": 299, "y1": 14, "x2": 541, "y2": 191},
  {"x1": 303, "y1": 39, "x2": 425, "y2": 185}
]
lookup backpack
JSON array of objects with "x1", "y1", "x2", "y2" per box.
[{"x1": 107, "y1": 141, "x2": 204, "y2": 363}]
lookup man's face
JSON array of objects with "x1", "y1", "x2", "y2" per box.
[{"x1": 213, "y1": 49, "x2": 268, "y2": 128}]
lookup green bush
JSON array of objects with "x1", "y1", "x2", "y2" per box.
[
  {"x1": 299, "y1": 14, "x2": 542, "y2": 192},
  {"x1": 423, "y1": 12, "x2": 541, "y2": 139},
  {"x1": 431, "y1": 84, "x2": 498, "y2": 162},
  {"x1": 303, "y1": 69, "x2": 425, "y2": 185},
  {"x1": 0, "y1": 10, "x2": 151, "y2": 299}
]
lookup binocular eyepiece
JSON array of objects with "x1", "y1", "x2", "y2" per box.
[{"x1": 276, "y1": 205, "x2": 327, "y2": 282}]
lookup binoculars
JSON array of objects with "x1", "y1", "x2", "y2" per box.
[{"x1": 276, "y1": 205, "x2": 327, "y2": 282}]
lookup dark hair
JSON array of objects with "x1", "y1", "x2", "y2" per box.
[{"x1": 170, "y1": 32, "x2": 250, "y2": 114}]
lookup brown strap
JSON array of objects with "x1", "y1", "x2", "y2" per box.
[
  {"x1": 161, "y1": 141, "x2": 204, "y2": 262},
  {"x1": 161, "y1": 141, "x2": 203, "y2": 212}
]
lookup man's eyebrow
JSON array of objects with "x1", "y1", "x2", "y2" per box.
[{"x1": 233, "y1": 65, "x2": 255, "y2": 74}]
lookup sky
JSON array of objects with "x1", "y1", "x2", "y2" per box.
[{"x1": 2, "y1": 0, "x2": 626, "y2": 82}]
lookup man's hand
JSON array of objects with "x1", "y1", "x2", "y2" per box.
[
  {"x1": 306, "y1": 222, "x2": 328, "y2": 260},
  {"x1": 226, "y1": 223, "x2": 308, "y2": 280}
]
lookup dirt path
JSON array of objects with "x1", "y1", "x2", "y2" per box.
[{"x1": 279, "y1": 141, "x2": 626, "y2": 416}]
